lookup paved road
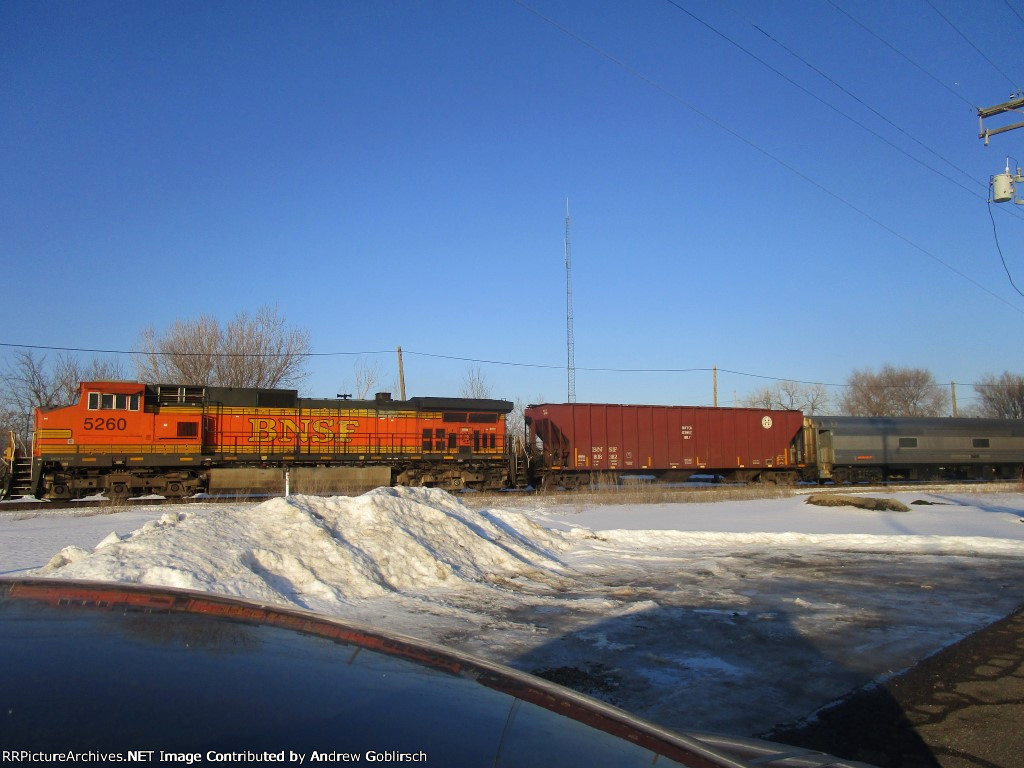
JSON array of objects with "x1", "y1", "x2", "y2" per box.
[{"x1": 768, "y1": 603, "x2": 1024, "y2": 767}]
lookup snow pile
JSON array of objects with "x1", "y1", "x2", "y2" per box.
[{"x1": 38, "y1": 487, "x2": 572, "y2": 610}]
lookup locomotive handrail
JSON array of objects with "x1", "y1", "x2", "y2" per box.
[{"x1": 2, "y1": 430, "x2": 15, "y2": 467}]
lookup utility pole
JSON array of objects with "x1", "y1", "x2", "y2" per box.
[
  {"x1": 565, "y1": 198, "x2": 576, "y2": 403},
  {"x1": 951, "y1": 381, "x2": 958, "y2": 417},
  {"x1": 978, "y1": 95, "x2": 1024, "y2": 145},
  {"x1": 978, "y1": 94, "x2": 1024, "y2": 203}
]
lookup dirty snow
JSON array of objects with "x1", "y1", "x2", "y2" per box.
[{"x1": 2, "y1": 486, "x2": 1024, "y2": 736}]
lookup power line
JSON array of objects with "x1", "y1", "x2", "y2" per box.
[
  {"x1": 0, "y1": 341, "x2": 392, "y2": 359},
  {"x1": 0, "y1": 340, "x2": 1013, "y2": 390},
  {"x1": 512, "y1": 0, "x2": 1024, "y2": 315},
  {"x1": 1004, "y1": 0, "x2": 1024, "y2": 29},
  {"x1": 987, "y1": 198, "x2": 1024, "y2": 297},
  {"x1": 922, "y1": 0, "x2": 1021, "y2": 92},
  {"x1": 661, "y1": 0, "x2": 987, "y2": 201},
  {"x1": 825, "y1": 0, "x2": 978, "y2": 109},
  {"x1": 721, "y1": 0, "x2": 987, "y2": 193}
]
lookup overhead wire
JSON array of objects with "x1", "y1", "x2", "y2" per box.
[
  {"x1": 720, "y1": 0, "x2": 989, "y2": 193},
  {"x1": 824, "y1": 0, "x2": 978, "y2": 110},
  {"x1": 0, "y1": 340, "x2": 1008, "y2": 391},
  {"x1": 512, "y1": 0, "x2": 1024, "y2": 315},
  {"x1": 1004, "y1": 0, "x2": 1024, "y2": 29},
  {"x1": 987, "y1": 198, "x2": 1024, "y2": 297},
  {"x1": 922, "y1": 0, "x2": 1022, "y2": 93},
  {"x1": 660, "y1": 0, "x2": 987, "y2": 202}
]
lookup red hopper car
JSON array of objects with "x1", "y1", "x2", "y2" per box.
[{"x1": 525, "y1": 403, "x2": 806, "y2": 488}]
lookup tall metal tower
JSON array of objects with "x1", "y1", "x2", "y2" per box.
[{"x1": 564, "y1": 198, "x2": 576, "y2": 403}]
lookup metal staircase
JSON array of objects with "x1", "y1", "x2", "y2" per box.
[
  {"x1": 6, "y1": 456, "x2": 34, "y2": 498},
  {"x1": 507, "y1": 436, "x2": 531, "y2": 489},
  {"x1": 2, "y1": 431, "x2": 35, "y2": 499}
]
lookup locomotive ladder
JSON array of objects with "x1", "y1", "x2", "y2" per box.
[
  {"x1": 6, "y1": 456, "x2": 34, "y2": 498},
  {"x1": 507, "y1": 437, "x2": 530, "y2": 488},
  {"x1": 2, "y1": 431, "x2": 34, "y2": 498}
]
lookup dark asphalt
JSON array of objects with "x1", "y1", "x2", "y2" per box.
[{"x1": 766, "y1": 602, "x2": 1024, "y2": 768}]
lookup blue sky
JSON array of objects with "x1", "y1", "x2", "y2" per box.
[{"x1": 2, "y1": 0, "x2": 1022, "y2": 410}]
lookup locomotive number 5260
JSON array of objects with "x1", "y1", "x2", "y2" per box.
[{"x1": 84, "y1": 417, "x2": 127, "y2": 431}]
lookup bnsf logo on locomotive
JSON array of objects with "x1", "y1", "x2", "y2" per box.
[{"x1": 248, "y1": 417, "x2": 358, "y2": 444}]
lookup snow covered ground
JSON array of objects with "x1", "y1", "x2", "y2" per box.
[{"x1": 2, "y1": 486, "x2": 1023, "y2": 737}]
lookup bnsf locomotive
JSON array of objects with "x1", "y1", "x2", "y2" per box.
[
  {"x1": 4, "y1": 381, "x2": 512, "y2": 499},
  {"x1": 3, "y1": 381, "x2": 1023, "y2": 499}
]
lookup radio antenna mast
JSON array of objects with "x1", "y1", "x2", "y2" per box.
[{"x1": 565, "y1": 198, "x2": 576, "y2": 403}]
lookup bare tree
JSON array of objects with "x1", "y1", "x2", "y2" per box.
[
  {"x1": 742, "y1": 380, "x2": 831, "y2": 414},
  {"x1": 973, "y1": 372, "x2": 1024, "y2": 418},
  {"x1": 840, "y1": 365, "x2": 947, "y2": 417},
  {"x1": 1, "y1": 351, "x2": 125, "y2": 443},
  {"x1": 506, "y1": 397, "x2": 527, "y2": 450},
  {"x1": 460, "y1": 366, "x2": 492, "y2": 399},
  {"x1": 351, "y1": 359, "x2": 386, "y2": 399},
  {"x1": 137, "y1": 316, "x2": 221, "y2": 385},
  {"x1": 137, "y1": 306, "x2": 311, "y2": 388}
]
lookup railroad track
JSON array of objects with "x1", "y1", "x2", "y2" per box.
[
  {"x1": 2, "y1": 480, "x2": 1018, "y2": 516},
  {"x1": 0, "y1": 494, "x2": 265, "y2": 515}
]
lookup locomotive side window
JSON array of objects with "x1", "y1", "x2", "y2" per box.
[
  {"x1": 898, "y1": 437, "x2": 918, "y2": 448},
  {"x1": 87, "y1": 392, "x2": 141, "y2": 411},
  {"x1": 973, "y1": 438, "x2": 990, "y2": 448}
]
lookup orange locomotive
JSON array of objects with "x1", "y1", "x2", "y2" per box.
[{"x1": 12, "y1": 381, "x2": 513, "y2": 499}]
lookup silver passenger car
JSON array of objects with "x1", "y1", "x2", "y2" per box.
[{"x1": 807, "y1": 416, "x2": 1024, "y2": 483}]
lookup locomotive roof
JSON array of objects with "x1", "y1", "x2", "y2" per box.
[
  {"x1": 142, "y1": 383, "x2": 511, "y2": 412},
  {"x1": 302, "y1": 395, "x2": 513, "y2": 413}
]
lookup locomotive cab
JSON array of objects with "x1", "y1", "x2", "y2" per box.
[{"x1": 31, "y1": 381, "x2": 204, "y2": 499}]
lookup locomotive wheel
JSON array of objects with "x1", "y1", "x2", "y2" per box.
[{"x1": 48, "y1": 483, "x2": 71, "y2": 500}]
